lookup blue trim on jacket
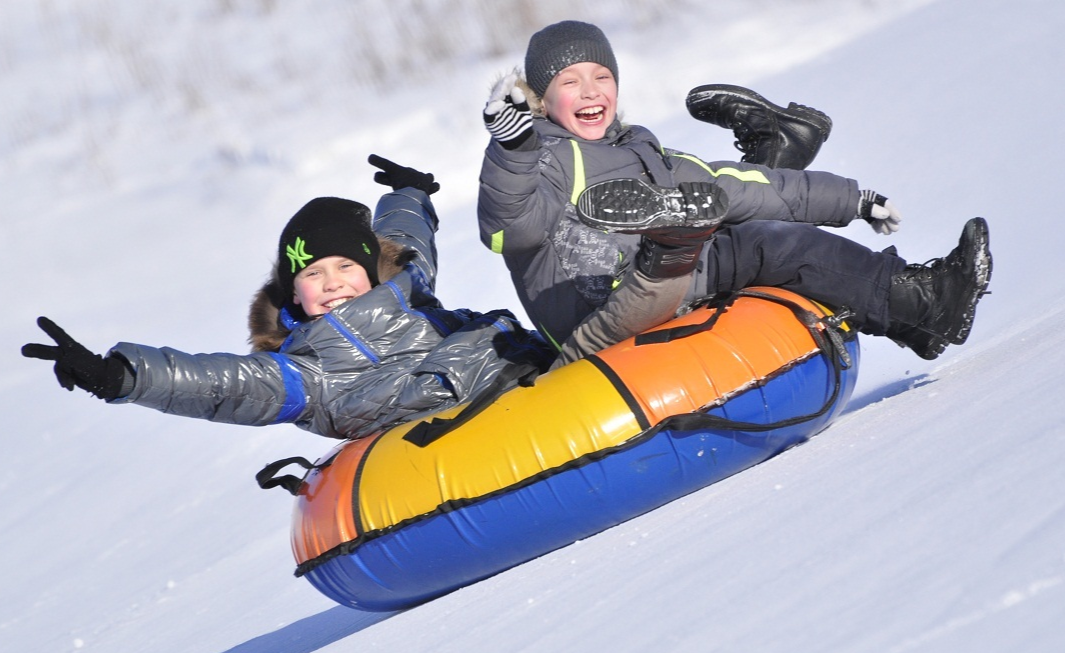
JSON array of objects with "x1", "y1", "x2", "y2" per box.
[
  {"x1": 323, "y1": 313, "x2": 382, "y2": 365},
  {"x1": 268, "y1": 353, "x2": 307, "y2": 423}
]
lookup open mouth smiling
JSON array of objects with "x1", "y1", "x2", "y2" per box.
[
  {"x1": 323, "y1": 297, "x2": 353, "y2": 311},
  {"x1": 576, "y1": 106, "x2": 605, "y2": 123}
]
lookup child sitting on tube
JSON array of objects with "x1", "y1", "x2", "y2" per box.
[{"x1": 22, "y1": 155, "x2": 551, "y2": 440}]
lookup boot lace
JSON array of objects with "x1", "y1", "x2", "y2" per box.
[
  {"x1": 894, "y1": 258, "x2": 947, "y2": 285},
  {"x1": 732, "y1": 124, "x2": 757, "y2": 155}
]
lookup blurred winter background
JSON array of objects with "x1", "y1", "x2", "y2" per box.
[{"x1": 3, "y1": 0, "x2": 1064, "y2": 651}]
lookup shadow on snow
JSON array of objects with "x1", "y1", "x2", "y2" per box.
[{"x1": 221, "y1": 606, "x2": 399, "y2": 653}]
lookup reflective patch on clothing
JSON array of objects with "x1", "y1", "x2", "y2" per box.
[
  {"x1": 568, "y1": 139, "x2": 586, "y2": 204},
  {"x1": 669, "y1": 152, "x2": 770, "y2": 184}
]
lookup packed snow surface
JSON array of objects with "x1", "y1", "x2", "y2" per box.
[{"x1": 2, "y1": 0, "x2": 1063, "y2": 651}]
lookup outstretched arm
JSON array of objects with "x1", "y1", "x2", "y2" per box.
[
  {"x1": 367, "y1": 154, "x2": 441, "y2": 287},
  {"x1": 22, "y1": 317, "x2": 132, "y2": 400},
  {"x1": 22, "y1": 315, "x2": 311, "y2": 428},
  {"x1": 670, "y1": 154, "x2": 899, "y2": 233}
]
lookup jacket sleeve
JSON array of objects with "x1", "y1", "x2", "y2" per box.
[
  {"x1": 409, "y1": 310, "x2": 550, "y2": 400},
  {"x1": 372, "y1": 187, "x2": 439, "y2": 288},
  {"x1": 477, "y1": 130, "x2": 570, "y2": 255},
  {"x1": 107, "y1": 342, "x2": 315, "y2": 428},
  {"x1": 670, "y1": 155, "x2": 862, "y2": 228},
  {"x1": 108, "y1": 338, "x2": 450, "y2": 439}
]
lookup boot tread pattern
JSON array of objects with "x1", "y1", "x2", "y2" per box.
[{"x1": 576, "y1": 179, "x2": 725, "y2": 232}]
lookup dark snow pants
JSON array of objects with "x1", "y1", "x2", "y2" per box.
[
  {"x1": 551, "y1": 220, "x2": 907, "y2": 367},
  {"x1": 694, "y1": 220, "x2": 907, "y2": 335}
]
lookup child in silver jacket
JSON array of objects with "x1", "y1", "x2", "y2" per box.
[{"x1": 23, "y1": 156, "x2": 550, "y2": 439}]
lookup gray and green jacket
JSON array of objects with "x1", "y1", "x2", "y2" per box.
[
  {"x1": 110, "y1": 188, "x2": 550, "y2": 439},
  {"x1": 477, "y1": 117, "x2": 862, "y2": 349}
]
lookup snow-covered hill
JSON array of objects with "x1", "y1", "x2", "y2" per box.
[{"x1": 3, "y1": 0, "x2": 1063, "y2": 651}]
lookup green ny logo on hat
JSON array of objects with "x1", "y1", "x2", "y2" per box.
[{"x1": 286, "y1": 237, "x2": 314, "y2": 273}]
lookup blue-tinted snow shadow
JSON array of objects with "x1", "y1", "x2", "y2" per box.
[
  {"x1": 842, "y1": 373, "x2": 936, "y2": 413},
  {"x1": 221, "y1": 606, "x2": 399, "y2": 653}
]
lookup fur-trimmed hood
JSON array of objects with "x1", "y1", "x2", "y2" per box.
[{"x1": 247, "y1": 237, "x2": 414, "y2": 352}]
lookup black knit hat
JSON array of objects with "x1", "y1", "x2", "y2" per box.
[
  {"x1": 524, "y1": 20, "x2": 619, "y2": 98},
  {"x1": 277, "y1": 197, "x2": 380, "y2": 300}
]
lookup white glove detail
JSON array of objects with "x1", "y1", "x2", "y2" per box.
[
  {"x1": 483, "y1": 73, "x2": 534, "y2": 149},
  {"x1": 858, "y1": 190, "x2": 902, "y2": 235}
]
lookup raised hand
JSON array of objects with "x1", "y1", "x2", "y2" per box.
[
  {"x1": 483, "y1": 73, "x2": 535, "y2": 150},
  {"x1": 22, "y1": 317, "x2": 130, "y2": 400},
  {"x1": 368, "y1": 154, "x2": 440, "y2": 195}
]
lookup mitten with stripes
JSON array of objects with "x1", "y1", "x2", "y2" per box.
[
  {"x1": 483, "y1": 73, "x2": 536, "y2": 150},
  {"x1": 858, "y1": 189, "x2": 902, "y2": 235}
]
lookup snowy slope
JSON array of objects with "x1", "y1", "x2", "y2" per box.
[{"x1": 2, "y1": 0, "x2": 1064, "y2": 651}]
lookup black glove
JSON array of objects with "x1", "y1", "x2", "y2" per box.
[
  {"x1": 483, "y1": 73, "x2": 536, "y2": 150},
  {"x1": 22, "y1": 316, "x2": 131, "y2": 400},
  {"x1": 368, "y1": 154, "x2": 440, "y2": 195}
]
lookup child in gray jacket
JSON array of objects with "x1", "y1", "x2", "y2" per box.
[{"x1": 478, "y1": 20, "x2": 991, "y2": 364}]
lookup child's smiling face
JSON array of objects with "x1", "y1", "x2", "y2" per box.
[
  {"x1": 542, "y1": 62, "x2": 617, "y2": 141},
  {"x1": 292, "y1": 256, "x2": 373, "y2": 317}
]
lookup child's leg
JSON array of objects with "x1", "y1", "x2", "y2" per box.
[
  {"x1": 551, "y1": 269, "x2": 690, "y2": 369},
  {"x1": 550, "y1": 236, "x2": 705, "y2": 369},
  {"x1": 699, "y1": 221, "x2": 906, "y2": 334}
]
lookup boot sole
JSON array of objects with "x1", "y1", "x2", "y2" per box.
[
  {"x1": 686, "y1": 83, "x2": 833, "y2": 137},
  {"x1": 888, "y1": 327, "x2": 948, "y2": 361},
  {"x1": 950, "y1": 217, "x2": 993, "y2": 345},
  {"x1": 576, "y1": 179, "x2": 728, "y2": 233}
]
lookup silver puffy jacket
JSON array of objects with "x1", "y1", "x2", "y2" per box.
[{"x1": 110, "y1": 188, "x2": 550, "y2": 439}]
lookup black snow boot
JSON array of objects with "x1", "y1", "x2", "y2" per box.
[
  {"x1": 887, "y1": 217, "x2": 993, "y2": 359},
  {"x1": 884, "y1": 325, "x2": 949, "y2": 361},
  {"x1": 686, "y1": 84, "x2": 832, "y2": 170},
  {"x1": 576, "y1": 179, "x2": 728, "y2": 245}
]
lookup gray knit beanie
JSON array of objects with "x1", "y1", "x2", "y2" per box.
[{"x1": 524, "y1": 21, "x2": 619, "y2": 98}]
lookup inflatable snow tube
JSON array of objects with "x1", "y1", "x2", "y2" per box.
[{"x1": 277, "y1": 288, "x2": 860, "y2": 611}]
